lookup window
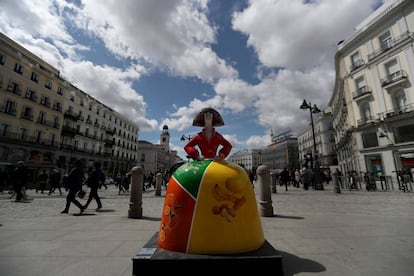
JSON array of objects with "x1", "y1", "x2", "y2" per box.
[
  {"x1": 0, "y1": 123, "x2": 10, "y2": 136},
  {"x1": 70, "y1": 95, "x2": 75, "y2": 102},
  {"x1": 57, "y1": 87, "x2": 63, "y2": 95},
  {"x1": 362, "y1": 132, "x2": 378, "y2": 148},
  {"x1": 355, "y1": 76, "x2": 367, "y2": 95},
  {"x1": 50, "y1": 134, "x2": 56, "y2": 146},
  {"x1": 53, "y1": 102, "x2": 62, "y2": 112},
  {"x1": 22, "y1": 107, "x2": 33, "y2": 120},
  {"x1": 395, "y1": 124, "x2": 414, "y2": 143},
  {"x1": 40, "y1": 96, "x2": 51, "y2": 107},
  {"x1": 379, "y1": 30, "x2": 393, "y2": 50},
  {"x1": 31, "y1": 72, "x2": 39, "y2": 83},
  {"x1": 25, "y1": 89, "x2": 37, "y2": 101},
  {"x1": 384, "y1": 59, "x2": 399, "y2": 78},
  {"x1": 35, "y1": 130, "x2": 42, "y2": 143},
  {"x1": 53, "y1": 116, "x2": 59, "y2": 128},
  {"x1": 38, "y1": 111, "x2": 46, "y2": 124},
  {"x1": 360, "y1": 102, "x2": 372, "y2": 122},
  {"x1": 350, "y1": 52, "x2": 363, "y2": 70},
  {"x1": 2, "y1": 99, "x2": 17, "y2": 115},
  {"x1": 14, "y1": 63, "x2": 23, "y2": 74},
  {"x1": 7, "y1": 81, "x2": 21, "y2": 95},
  {"x1": 18, "y1": 128, "x2": 30, "y2": 142},
  {"x1": 0, "y1": 54, "x2": 5, "y2": 65},
  {"x1": 365, "y1": 155, "x2": 383, "y2": 177},
  {"x1": 45, "y1": 80, "x2": 52, "y2": 89},
  {"x1": 393, "y1": 90, "x2": 407, "y2": 112}
]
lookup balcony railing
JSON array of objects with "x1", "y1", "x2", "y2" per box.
[
  {"x1": 0, "y1": 131, "x2": 59, "y2": 147},
  {"x1": 381, "y1": 70, "x2": 408, "y2": 87},
  {"x1": 352, "y1": 85, "x2": 372, "y2": 100},
  {"x1": 64, "y1": 110, "x2": 79, "y2": 121},
  {"x1": 350, "y1": 59, "x2": 365, "y2": 72},
  {"x1": 368, "y1": 31, "x2": 412, "y2": 61},
  {"x1": 357, "y1": 115, "x2": 376, "y2": 126},
  {"x1": 378, "y1": 103, "x2": 414, "y2": 120}
]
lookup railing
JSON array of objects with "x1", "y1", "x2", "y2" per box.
[
  {"x1": 352, "y1": 85, "x2": 372, "y2": 99},
  {"x1": 0, "y1": 131, "x2": 59, "y2": 147},
  {"x1": 357, "y1": 115, "x2": 376, "y2": 126},
  {"x1": 381, "y1": 70, "x2": 408, "y2": 87},
  {"x1": 368, "y1": 31, "x2": 412, "y2": 61}
]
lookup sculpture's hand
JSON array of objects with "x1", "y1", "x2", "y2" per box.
[{"x1": 195, "y1": 155, "x2": 204, "y2": 161}]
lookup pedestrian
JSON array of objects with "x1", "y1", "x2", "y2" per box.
[
  {"x1": 11, "y1": 161, "x2": 28, "y2": 202},
  {"x1": 83, "y1": 161, "x2": 105, "y2": 211},
  {"x1": 61, "y1": 159, "x2": 85, "y2": 214},
  {"x1": 48, "y1": 168, "x2": 63, "y2": 196},
  {"x1": 184, "y1": 107, "x2": 232, "y2": 160},
  {"x1": 116, "y1": 171, "x2": 126, "y2": 195},
  {"x1": 36, "y1": 169, "x2": 48, "y2": 194},
  {"x1": 301, "y1": 166, "x2": 312, "y2": 190},
  {"x1": 294, "y1": 169, "x2": 301, "y2": 188},
  {"x1": 280, "y1": 168, "x2": 290, "y2": 191}
]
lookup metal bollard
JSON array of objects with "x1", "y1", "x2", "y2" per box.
[
  {"x1": 155, "y1": 172, "x2": 162, "y2": 196},
  {"x1": 128, "y1": 166, "x2": 144, "y2": 219},
  {"x1": 257, "y1": 165, "x2": 274, "y2": 217}
]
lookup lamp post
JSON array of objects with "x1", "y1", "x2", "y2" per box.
[
  {"x1": 180, "y1": 134, "x2": 192, "y2": 142},
  {"x1": 180, "y1": 135, "x2": 192, "y2": 161},
  {"x1": 300, "y1": 99, "x2": 323, "y2": 190}
]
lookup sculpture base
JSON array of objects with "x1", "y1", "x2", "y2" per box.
[{"x1": 132, "y1": 232, "x2": 284, "y2": 275}]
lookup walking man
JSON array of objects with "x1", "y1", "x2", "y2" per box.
[
  {"x1": 61, "y1": 160, "x2": 85, "y2": 214},
  {"x1": 83, "y1": 161, "x2": 105, "y2": 211}
]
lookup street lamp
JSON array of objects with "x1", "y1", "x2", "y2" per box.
[
  {"x1": 180, "y1": 134, "x2": 192, "y2": 141},
  {"x1": 180, "y1": 134, "x2": 192, "y2": 161},
  {"x1": 300, "y1": 99, "x2": 323, "y2": 190}
]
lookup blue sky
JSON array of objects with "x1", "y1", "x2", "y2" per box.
[{"x1": 0, "y1": 0, "x2": 392, "y2": 159}]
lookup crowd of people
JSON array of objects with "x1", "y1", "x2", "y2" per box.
[{"x1": 0, "y1": 159, "x2": 177, "y2": 215}]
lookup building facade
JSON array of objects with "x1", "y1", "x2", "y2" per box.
[
  {"x1": 298, "y1": 112, "x2": 336, "y2": 169},
  {"x1": 0, "y1": 32, "x2": 139, "y2": 186},
  {"x1": 330, "y1": 0, "x2": 414, "y2": 179}
]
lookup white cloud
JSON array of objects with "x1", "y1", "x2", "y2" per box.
[{"x1": 0, "y1": 0, "x2": 386, "y2": 151}]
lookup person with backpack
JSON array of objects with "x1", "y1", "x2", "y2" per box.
[{"x1": 83, "y1": 161, "x2": 105, "y2": 211}]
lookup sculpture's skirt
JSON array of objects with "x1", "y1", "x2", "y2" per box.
[{"x1": 157, "y1": 159, "x2": 264, "y2": 254}]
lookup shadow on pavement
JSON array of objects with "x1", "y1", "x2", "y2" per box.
[
  {"x1": 96, "y1": 209, "x2": 116, "y2": 212},
  {"x1": 139, "y1": 216, "x2": 162, "y2": 221},
  {"x1": 279, "y1": 250, "x2": 326, "y2": 275},
  {"x1": 273, "y1": 214, "x2": 304, "y2": 220},
  {"x1": 73, "y1": 213, "x2": 96, "y2": 216}
]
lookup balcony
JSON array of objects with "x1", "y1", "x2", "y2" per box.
[
  {"x1": 379, "y1": 103, "x2": 414, "y2": 121},
  {"x1": 352, "y1": 86, "x2": 372, "y2": 101},
  {"x1": 368, "y1": 31, "x2": 412, "y2": 61},
  {"x1": 381, "y1": 70, "x2": 408, "y2": 88},
  {"x1": 357, "y1": 115, "x2": 376, "y2": 127},
  {"x1": 61, "y1": 125, "x2": 77, "y2": 137},
  {"x1": 104, "y1": 139, "x2": 115, "y2": 147},
  {"x1": 350, "y1": 59, "x2": 365, "y2": 73},
  {"x1": 64, "y1": 110, "x2": 79, "y2": 121}
]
